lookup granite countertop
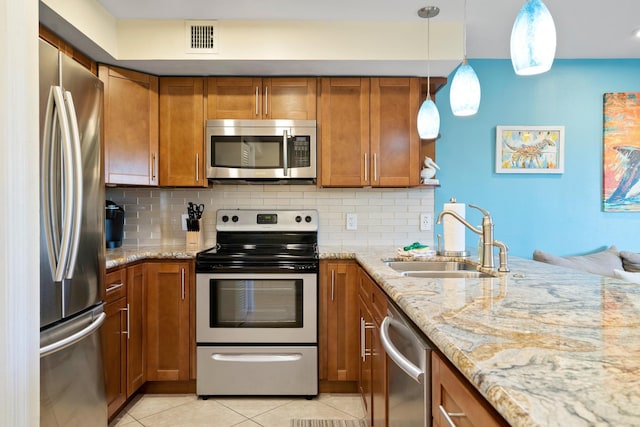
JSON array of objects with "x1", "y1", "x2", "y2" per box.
[{"x1": 107, "y1": 244, "x2": 640, "y2": 426}]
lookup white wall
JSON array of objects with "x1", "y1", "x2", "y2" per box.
[
  {"x1": 0, "y1": 0, "x2": 40, "y2": 425},
  {"x1": 106, "y1": 185, "x2": 436, "y2": 249}
]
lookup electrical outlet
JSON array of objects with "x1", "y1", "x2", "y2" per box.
[
  {"x1": 346, "y1": 213, "x2": 358, "y2": 230},
  {"x1": 181, "y1": 214, "x2": 188, "y2": 231},
  {"x1": 420, "y1": 213, "x2": 432, "y2": 231}
]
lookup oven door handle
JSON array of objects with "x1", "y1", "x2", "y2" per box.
[{"x1": 211, "y1": 353, "x2": 303, "y2": 363}]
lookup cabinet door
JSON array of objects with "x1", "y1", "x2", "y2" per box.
[
  {"x1": 99, "y1": 65, "x2": 159, "y2": 186},
  {"x1": 145, "y1": 262, "x2": 191, "y2": 381},
  {"x1": 319, "y1": 260, "x2": 360, "y2": 382},
  {"x1": 264, "y1": 78, "x2": 317, "y2": 120},
  {"x1": 206, "y1": 77, "x2": 263, "y2": 119},
  {"x1": 370, "y1": 77, "x2": 420, "y2": 187},
  {"x1": 126, "y1": 264, "x2": 146, "y2": 395},
  {"x1": 432, "y1": 352, "x2": 508, "y2": 427},
  {"x1": 102, "y1": 297, "x2": 127, "y2": 419},
  {"x1": 358, "y1": 294, "x2": 373, "y2": 422},
  {"x1": 159, "y1": 77, "x2": 206, "y2": 187},
  {"x1": 318, "y1": 78, "x2": 370, "y2": 187}
]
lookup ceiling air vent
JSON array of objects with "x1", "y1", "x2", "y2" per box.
[{"x1": 185, "y1": 20, "x2": 218, "y2": 53}]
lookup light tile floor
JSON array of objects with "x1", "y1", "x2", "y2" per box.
[{"x1": 109, "y1": 393, "x2": 365, "y2": 427}]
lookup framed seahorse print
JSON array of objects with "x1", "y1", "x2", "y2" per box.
[{"x1": 495, "y1": 125, "x2": 565, "y2": 174}]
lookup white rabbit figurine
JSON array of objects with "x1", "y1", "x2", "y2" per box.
[{"x1": 421, "y1": 156, "x2": 440, "y2": 182}]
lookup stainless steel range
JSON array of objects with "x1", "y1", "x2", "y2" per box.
[{"x1": 195, "y1": 209, "x2": 319, "y2": 397}]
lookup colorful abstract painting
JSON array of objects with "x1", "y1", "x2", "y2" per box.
[
  {"x1": 495, "y1": 126, "x2": 564, "y2": 173},
  {"x1": 603, "y1": 92, "x2": 640, "y2": 212}
]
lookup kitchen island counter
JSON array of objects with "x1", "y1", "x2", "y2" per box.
[{"x1": 348, "y1": 246, "x2": 640, "y2": 427}]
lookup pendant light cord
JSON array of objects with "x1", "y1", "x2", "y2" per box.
[
  {"x1": 427, "y1": 14, "x2": 431, "y2": 99},
  {"x1": 463, "y1": 0, "x2": 467, "y2": 60}
]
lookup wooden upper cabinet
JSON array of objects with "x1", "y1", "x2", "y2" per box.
[
  {"x1": 159, "y1": 77, "x2": 206, "y2": 187},
  {"x1": 99, "y1": 65, "x2": 159, "y2": 186},
  {"x1": 319, "y1": 77, "x2": 422, "y2": 188},
  {"x1": 371, "y1": 77, "x2": 421, "y2": 187},
  {"x1": 206, "y1": 77, "x2": 317, "y2": 120},
  {"x1": 318, "y1": 78, "x2": 370, "y2": 187}
]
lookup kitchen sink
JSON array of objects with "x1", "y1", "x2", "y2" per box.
[
  {"x1": 401, "y1": 271, "x2": 494, "y2": 279},
  {"x1": 383, "y1": 260, "x2": 477, "y2": 272}
]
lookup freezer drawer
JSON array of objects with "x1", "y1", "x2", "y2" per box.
[
  {"x1": 197, "y1": 345, "x2": 318, "y2": 396},
  {"x1": 40, "y1": 305, "x2": 107, "y2": 427}
]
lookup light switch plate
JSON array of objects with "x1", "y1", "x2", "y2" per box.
[
  {"x1": 346, "y1": 213, "x2": 358, "y2": 230},
  {"x1": 181, "y1": 214, "x2": 188, "y2": 231}
]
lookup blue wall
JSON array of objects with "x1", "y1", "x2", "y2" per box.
[{"x1": 434, "y1": 59, "x2": 640, "y2": 258}]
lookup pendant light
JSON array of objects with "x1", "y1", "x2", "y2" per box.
[
  {"x1": 449, "y1": 0, "x2": 480, "y2": 116},
  {"x1": 510, "y1": 0, "x2": 556, "y2": 75},
  {"x1": 417, "y1": 6, "x2": 440, "y2": 140}
]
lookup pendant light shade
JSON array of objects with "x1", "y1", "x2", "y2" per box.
[
  {"x1": 510, "y1": 0, "x2": 556, "y2": 76},
  {"x1": 416, "y1": 6, "x2": 440, "y2": 139},
  {"x1": 449, "y1": 0, "x2": 480, "y2": 116},
  {"x1": 417, "y1": 96, "x2": 440, "y2": 139},
  {"x1": 450, "y1": 61, "x2": 481, "y2": 116}
]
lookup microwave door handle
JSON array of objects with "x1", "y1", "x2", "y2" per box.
[{"x1": 283, "y1": 129, "x2": 288, "y2": 176}]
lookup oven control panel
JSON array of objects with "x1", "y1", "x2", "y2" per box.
[{"x1": 216, "y1": 209, "x2": 318, "y2": 232}]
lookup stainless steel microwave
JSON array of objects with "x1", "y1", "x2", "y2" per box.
[{"x1": 205, "y1": 119, "x2": 316, "y2": 181}]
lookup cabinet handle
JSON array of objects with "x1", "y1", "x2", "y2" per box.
[
  {"x1": 264, "y1": 86, "x2": 269, "y2": 116},
  {"x1": 438, "y1": 405, "x2": 466, "y2": 427},
  {"x1": 373, "y1": 153, "x2": 378, "y2": 182},
  {"x1": 121, "y1": 304, "x2": 130, "y2": 339},
  {"x1": 364, "y1": 153, "x2": 369, "y2": 182},
  {"x1": 151, "y1": 152, "x2": 157, "y2": 181},
  {"x1": 255, "y1": 86, "x2": 259, "y2": 116},
  {"x1": 106, "y1": 282, "x2": 123, "y2": 293},
  {"x1": 330, "y1": 269, "x2": 335, "y2": 301},
  {"x1": 195, "y1": 153, "x2": 199, "y2": 183},
  {"x1": 360, "y1": 317, "x2": 374, "y2": 361},
  {"x1": 181, "y1": 268, "x2": 185, "y2": 301}
]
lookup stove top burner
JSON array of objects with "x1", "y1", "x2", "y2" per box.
[{"x1": 196, "y1": 209, "x2": 319, "y2": 274}]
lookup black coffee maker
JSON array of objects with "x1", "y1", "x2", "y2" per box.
[{"x1": 105, "y1": 200, "x2": 125, "y2": 248}]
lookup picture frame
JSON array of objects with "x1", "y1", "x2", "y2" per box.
[{"x1": 495, "y1": 125, "x2": 565, "y2": 174}]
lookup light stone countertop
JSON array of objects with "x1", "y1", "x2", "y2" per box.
[{"x1": 106, "y1": 244, "x2": 640, "y2": 427}]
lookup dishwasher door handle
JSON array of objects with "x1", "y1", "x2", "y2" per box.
[{"x1": 380, "y1": 316, "x2": 424, "y2": 383}]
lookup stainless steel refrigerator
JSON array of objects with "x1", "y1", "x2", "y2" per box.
[{"x1": 38, "y1": 39, "x2": 108, "y2": 426}]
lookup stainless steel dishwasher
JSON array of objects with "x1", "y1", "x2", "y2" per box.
[{"x1": 380, "y1": 301, "x2": 432, "y2": 427}]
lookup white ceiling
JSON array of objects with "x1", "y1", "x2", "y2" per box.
[{"x1": 97, "y1": 0, "x2": 640, "y2": 60}]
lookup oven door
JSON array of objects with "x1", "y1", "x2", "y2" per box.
[{"x1": 196, "y1": 273, "x2": 317, "y2": 344}]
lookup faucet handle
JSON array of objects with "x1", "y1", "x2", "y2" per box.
[{"x1": 468, "y1": 204, "x2": 490, "y2": 217}]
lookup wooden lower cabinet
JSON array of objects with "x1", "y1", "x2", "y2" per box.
[
  {"x1": 145, "y1": 261, "x2": 191, "y2": 381},
  {"x1": 432, "y1": 351, "x2": 509, "y2": 427},
  {"x1": 358, "y1": 267, "x2": 388, "y2": 427},
  {"x1": 103, "y1": 265, "x2": 147, "y2": 420},
  {"x1": 319, "y1": 260, "x2": 360, "y2": 390},
  {"x1": 126, "y1": 264, "x2": 146, "y2": 395},
  {"x1": 103, "y1": 268, "x2": 127, "y2": 418}
]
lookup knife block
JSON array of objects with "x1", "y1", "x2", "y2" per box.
[{"x1": 186, "y1": 219, "x2": 204, "y2": 249}]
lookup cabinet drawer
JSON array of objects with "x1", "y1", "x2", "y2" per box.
[
  {"x1": 105, "y1": 268, "x2": 127, "y2": 303},
  {"x1": 432, "y1": 351, "x2": 508, "y2": 427},
  {"x1": 370, "y1": 279, "x2": 387, "y2": 321}
]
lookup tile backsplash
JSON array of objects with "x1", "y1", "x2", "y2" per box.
[{"x1": 106, "y1": 184, "x2": 435, "y2": 248}]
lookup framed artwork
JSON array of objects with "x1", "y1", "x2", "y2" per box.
[
  {"x1": 603, "y1": 92, "x2": 640, "y2": 212},
  {"x1": 495, "y1": 125, "x2": 565, "y2": 174}
]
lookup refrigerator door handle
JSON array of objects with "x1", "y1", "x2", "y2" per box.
[
  {"x1": 63, "y1": 90, "x2": 83, "y2": 279},
  {"x1": 40, "y1": 312, "x2": 106, "y2": 358},
  {"x1": 42, "y1": 86, "x2": 75, "y2": 283}
]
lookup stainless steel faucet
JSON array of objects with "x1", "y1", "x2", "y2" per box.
[{"x1": 436, "y1": 204, "x2": 510, "y2": 272}]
